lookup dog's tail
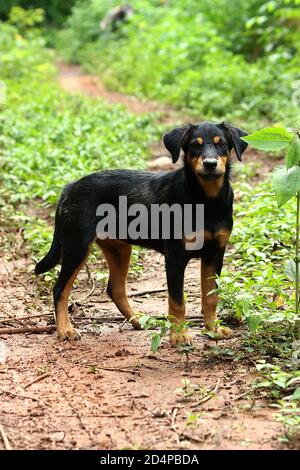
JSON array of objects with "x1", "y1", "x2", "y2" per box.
[
  {"x1": 35, "y1": 205, "x2": 62, "y2": 275},
  {"x1": 35, "y1": 231, "x2": 61, "y2": 275}
]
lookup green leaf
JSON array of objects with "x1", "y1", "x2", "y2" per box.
[
  {"x1": 285, "y1": 387, "x2": 300, "y2": 400},
  {"x1": 272, "y1": 166, "x2": 300, "y2": 207},
  {"x1": 151, "y1": 334, "x2": 161, "y2": 353},
  {"x1": 137, "y1": 315, "x2": 150, "y2": 329},
  {"x1": 256, "y1": 361, "x2": 266, "y2": 371},
  {"x1": 242, "y1": 127, "x2": 293, "y2": 152},
  {"x1": 285, "y1": 139, "x2": 300, "y2": 169},
  {"x1": 285, "y1": 259, "x2": 296, "y2": 281},
  {"x1": 204, "y1": 330, "x2": 219, "y2": 340},
  {"x1": 255, "y1": 381, "x2": 272, "y2": 388},
  {"x1": 289, "y1": 387, "x2": 300, "y2": 400},
  {"x1": 273, "y1": 379, "x2": 286, "y2": 388},
  {"x1": 246, "y1": 314, "x2": 261, "y2": 333}
]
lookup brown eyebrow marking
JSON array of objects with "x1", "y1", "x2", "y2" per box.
[
  {"x1": 197, "y1": 137, "x2": 203, "y2": 145},
  {"x1": 213, "y1": 136, "x2": 221, "y2": 144}
]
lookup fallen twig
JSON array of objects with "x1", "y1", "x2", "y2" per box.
[
  {"x1": 0, "y1": 312, "x2": 53, "y2": 324},
  {"x1": 72, "y1": 274, "x2": 96, "y2": 305},
  {"x1": 75, "y1": 315, "x2": 202, "y2": 325},
  {"x1": 0, "y1": 326, "x2": 55, "y2": 335},
  {"x1": 0, "y1": 306, "x2": 27, "y2": 327},
  {"x1": 147, "y1": 355, "x2": 177, "y2": 365},
  {"x1": 23, "y1": 372, "x2": 51, "y2": 390},
  {"x1": 85, "y1": 263, "x2": 92, "y2": 283},
  {"x1": 180, "y1": 432, "x2": 204, "y2": 444},
  {"x1": 98, "y1": 366, "x2": 139, "y2": 375},
  {"x1": 171, "y1": 407, "x2": 178, "y2": 427},
  {"x1": 0, "y1": 424, "x2": 12, "y2": 450},
  {"x1": 232, "y1": 390, "x2": 250, "y2": 401},
  {"x1": 75, "y1": 316, "x2": 122, "y2": 323},
  {"x1": 128, "y1": 287, "x2": 167, "y2": 297},
  {"x1": 191, "y1": 379, "x2": 220, "y2": 408},
  {"x1": 54, "y1": 413, "x2": 131, "y2": 418},
  {"x1": 0, "y1": 387, "x2": 40, "y2": 402}
]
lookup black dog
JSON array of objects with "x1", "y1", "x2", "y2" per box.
[{"x1": 35, "y1": 121, "x2": 247, "y2": 345}]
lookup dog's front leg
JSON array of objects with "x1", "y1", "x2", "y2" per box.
[
  {"x1": 201, "y1": 249, "x2": 233, "y2": 338},
  {"x1": 165, "y1": 249, "x2": 191, "y2": 346}
]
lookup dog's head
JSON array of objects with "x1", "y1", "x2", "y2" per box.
[{"x1": 163, "y1": 121, "x2": 248, "y2": 180}]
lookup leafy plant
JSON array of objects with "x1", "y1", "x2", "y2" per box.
[
  {"x1": 175, "y1": 379, "x2": 217, "y2": 403},
  {"x1": 175, "y1": 379, "x2": 199, "y2": 400},
  {"x1": 253, "y1": 360, "x2": 300, "y2": 442},
  {"x1": 138, "y1": 314, "x2": 171, "y2": 353},
  {"x1": 0, "y1": 2, "x2": 76, "y2": 25},
  {"x1": 7, "y1": 6, "x2": 44, "y2": 32},
  {"x1": 185, "y1": 412, "x2": 201, "y2": 430},
  {"x1": 253, "y1": 360, "x2": 300, "y2": 399},
  {"x1": 243, "y1": 127, "x2": 300, "y2": 337},
  {"x1": 137, "y1": 313, "x2": 197, "y2": 354},
  {"x1": 57, "y1": 0, "x2": 300, "y2": 127},
  {"x1": 275, "y1": 401, "x2": 300, "y2": 445},
  {"x1": 177, "y1": 343, "x2": 196, "y2": 368},
  {"x1": 89, "y1": 364, "x2": 98, "y2": 374}
]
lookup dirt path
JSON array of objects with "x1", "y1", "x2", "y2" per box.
[
  {"x1": 0, "y1": 63, "x2": 285, "y2": 450},
  {"x1": 0, "y1": 255, "x2": 281, "y2": 450},
  {"x1": 57, "y1": 62, "x2": 188, "y2": 124}
]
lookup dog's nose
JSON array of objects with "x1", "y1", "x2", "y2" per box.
[{"x1": 203, "y1": 159, "x2": 217, "y2": 171}]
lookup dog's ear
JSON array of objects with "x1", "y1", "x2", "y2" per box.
[
  {"x1": 163, "y1": 124, "x2": 193, "y2": 163},
  {"x1": 218, "y1": 122, "x2": 248, "y2": 161}
]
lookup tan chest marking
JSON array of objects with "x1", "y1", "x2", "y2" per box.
[{"x1": 198, "y1": 176, "x2": 224, "y2": 198}]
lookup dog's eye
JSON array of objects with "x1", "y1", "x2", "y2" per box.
[{"x1": 191, "y1": 140, "x2": 202, "y2": 151}]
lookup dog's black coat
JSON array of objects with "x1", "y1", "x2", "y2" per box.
[{"x1": 36, "y1": 121, "x2": 247, "y2": 340}]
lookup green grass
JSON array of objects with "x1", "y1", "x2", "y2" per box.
[
  {"x1": 57, "y1": 0, "x2": 300, "y2": 129},
  {"x1": 0, "y1": 21, "x2": 158, "y2": 264}
]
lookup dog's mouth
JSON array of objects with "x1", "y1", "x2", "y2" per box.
[{"x1": 197, "y1": 171, "x2": 224, "y2": 180}]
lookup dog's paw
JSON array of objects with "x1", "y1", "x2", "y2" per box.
[
  {"x1": 129, "y1": 315, "x2": 142, "y2": 330},
  {"x1": 216, "y1": 326, "x2": 233, "y2": 339},
  {"x1": 205, "y1": 321, "x2": 233, "y2": 340},
  {"x1": 57, "y1": 326, "x2": 81, "y2": 341},
  {"x1": 170, "y1": 328, "x2": 193, "y2": 347}
]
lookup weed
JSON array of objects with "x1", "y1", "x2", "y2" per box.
[
  {"x1": 89, "y1": 364, "x2": 98, "y2": 374},
  {"x1": 36, "y1": 364, "x2": 50, "y2": 375}
]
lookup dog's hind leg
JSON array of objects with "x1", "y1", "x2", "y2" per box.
[
  {"x1": 97, "y1": 240, "x2": 141, "y2": 330},
  {"x1": 53, "y1": 238, "x2": 93, "y2": 340}
]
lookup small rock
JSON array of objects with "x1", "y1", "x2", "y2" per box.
[
  {"x1": 115, "y1": 348, "x2": 130, "y2": 357},
  {"x1": 148, "y1": 156, "x2": 173, "y2": 171},
  {"x1": 152, "y1": 409, "x2": 167, "y2": 418}
]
